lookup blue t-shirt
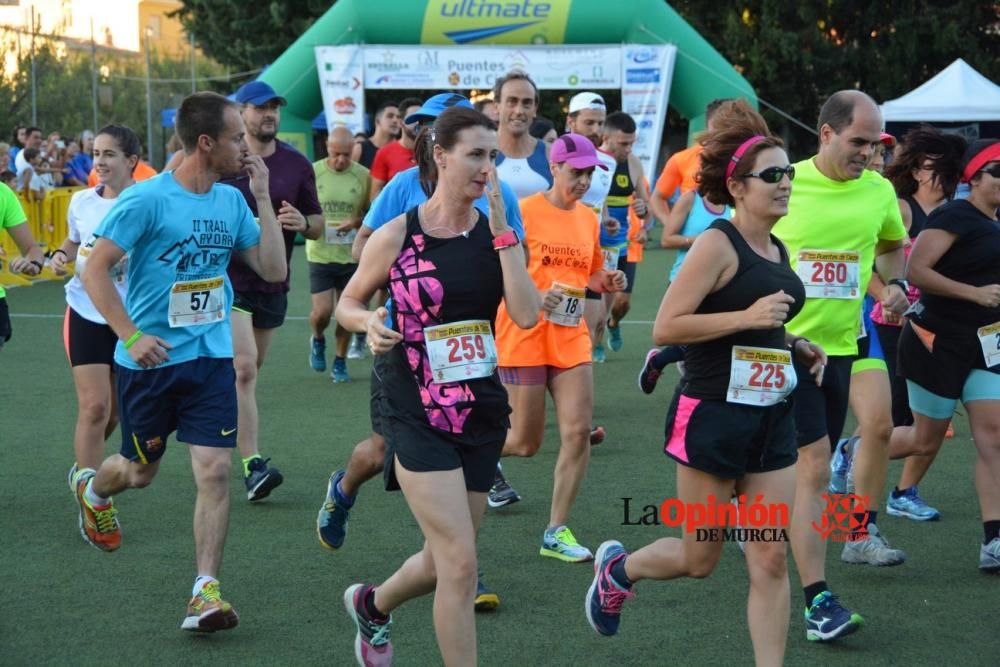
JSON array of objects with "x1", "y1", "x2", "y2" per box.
[
  {"x1": 95, "y1": 172, "x2": 260, "y2": 370},
  {"x1": 65, "y1": 153, "x2": 93, "y2": 185},
  {"x1": 363, "y1": 166, "x2": 524, "y2": 240}
]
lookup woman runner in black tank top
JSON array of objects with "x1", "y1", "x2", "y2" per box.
[
  {"x1": 333, "y1": 107, "x2": 539, "y2": 667},
  {"x1": 583, "y1": 105, "x2": 827, "y2": 665}
]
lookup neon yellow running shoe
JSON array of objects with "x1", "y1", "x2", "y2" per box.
[
  {"x1": 181, "y1": 581, "x2": 239, "y2": 633},
  {"x1": 540, "y1": 525, "x2": 593, "y2": 563}
]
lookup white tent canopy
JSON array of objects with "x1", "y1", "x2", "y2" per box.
[{"x1": 881, "y1": 59, "x2": 1000, "y2": 122}]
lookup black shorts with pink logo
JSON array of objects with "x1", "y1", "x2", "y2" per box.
[{"x1": 662, "y1": 390, "x2": 797, "y2": 479}]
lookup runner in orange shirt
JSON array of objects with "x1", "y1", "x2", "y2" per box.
[{"x1": 495, "y1": 133, "x2": 627, "y2": 562}]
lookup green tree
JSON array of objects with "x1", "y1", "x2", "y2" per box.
[
  {"x1": 672, "y1": 0, "x2": 1000, "y2": 156},
  {"x1": 172, "y1": 0, "x2": 332, "y2": 71}
]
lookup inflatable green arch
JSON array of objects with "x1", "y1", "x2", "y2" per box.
[{"x1": 262, "y1": 0, "x2": 756, "y2": 159}]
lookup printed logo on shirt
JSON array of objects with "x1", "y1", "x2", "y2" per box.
[
  {"x1": 538, "y1": 242, "x2": 591, "y2": 269},
  {"x1": 157, "y1": 219, "x2": 235, "y2": 279}
]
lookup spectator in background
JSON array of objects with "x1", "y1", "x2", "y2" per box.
[
  {"x1": 16, "y1": 148, "x2": 50, "y2": 198},
  {"x1": 530, "y1": 117, "x2": 558, "y2": 145},
  {"x1": 369, "y1": 97, "x2": 423, "y2": 201},
  {"x1": 63, "y1": 141, "x2": 89, "y2": 186},
  {"x1": 474, "y1": 97, "x2": 499, "y2": 123},
  {"x1": 164, "y1": 133, "x2": 183, "y2": 167},
  {"x1": 0, "y1": 143, "x2": 10, "y2": 175},
  {"x1": 1, "y1": 170, "x2": 16, "y2": 190},
  {"x1": 9, "y1": 125, "x2": 26, "y2": 171},
  {"x1": 14, "y1": 127, "x2": 43, "y2": 176},
  {"x1": 352, "y1": 101, "x2": 400, "y2": 168},
  {"x1": 67, "y1": 130, "x2": 96, "y2": 184}
]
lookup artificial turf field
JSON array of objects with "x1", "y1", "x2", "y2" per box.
[{"x1": 2, "y1": 241, "x2": 997, "y2": 666}]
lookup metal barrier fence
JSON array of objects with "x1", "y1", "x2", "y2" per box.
[{"x1": 0, "y1": 187, "x2": 83, "y2": 288}]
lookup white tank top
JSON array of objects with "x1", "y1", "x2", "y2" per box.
[{"x1": 65, "y1": 187, "x2": 129, "y2": 324}]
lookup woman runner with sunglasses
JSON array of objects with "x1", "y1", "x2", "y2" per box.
[
  {"x1": 584, "y1": 101, "x2": 826, "y2": 667},
  {"x1": 896, "y1": 139, "x2": 1000, "y2": 572}
]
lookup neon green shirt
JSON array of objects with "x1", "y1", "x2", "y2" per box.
[
  {"x1": 773, "y1": 157, "x2": 905, "y2": 356},
  {"x1": 306, "y1": 160, "x2": 370, "y2": 265},
  {"x1": 0, "y1": 184, "x2": 28, "y2": 299}
]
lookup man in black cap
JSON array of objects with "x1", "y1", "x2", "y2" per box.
[{"x1": 225, "y1": 80, "x2": 324, "y2": 502}]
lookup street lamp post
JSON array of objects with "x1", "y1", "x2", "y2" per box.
[{"x1": 144, "y1": 27, "x2": 154, "y2": 167}]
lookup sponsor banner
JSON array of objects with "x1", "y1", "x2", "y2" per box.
[
  {"x1": 620, "y1": 45, "x2": 676, "y2": 181},
  {"x1": 420, "y1": 0, "x2": 571, "y2": 45},
  {"x1": 363, "y1": 44, "x2": 621, "y2": 90},
  {"x1": 315, "y1": 46, "x2": 366, "y2": 134}
]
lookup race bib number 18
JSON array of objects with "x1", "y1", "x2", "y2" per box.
[
  {"x1": 797, "y1": 249, "x2": 860, "y2": 299},
  {"x1": 977, "y1": 321, "x2": 1000, "y2": 369},
  {"x1": 168, "y1": 277, "x2": 225, "y2": 328},
  {"x1": 424, "y1": 319, "x2": 498, "y2": 384},
  {"x1": 545, "y1": 282, "x2": 586, "y2": 327},
  {"x1": 727, "y1": 346, "x2": 797, "y2": 406}
]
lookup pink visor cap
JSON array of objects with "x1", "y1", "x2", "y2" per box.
[{"x1": 550, "y1": 133, "x2": 609, "y2": 170}]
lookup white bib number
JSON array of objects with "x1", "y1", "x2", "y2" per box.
[
  {"x1": 168, "y1": 277, "x2": 225, "y2": 328},
  {"x1": 601, "y1": 247, "x2": 619, "y2": 273},
  {"x1": 977, "y1": 321, "x2": 1000, "y2": 369},
  {"x1": 424, "y1": 320, "x2": 498, "y2": 384},
  {"x1": 545, "y1": 282, "x2": 586, "y2": 327},
  {"x1": 797, "y1": 250, "x2": 860, "y2": 299},
  {"x1": 325, "y1": 221, "x2": 357, "y2": 245},
  {"x1": 727, "y1": 346, "x2": 797, "y2": 406}
]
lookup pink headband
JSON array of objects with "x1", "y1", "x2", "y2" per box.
[
  {"x1": 726, "y1": 135, "x2": 766, "y2": 180},
  {"x1": 962, "y1": 142, "x2": 1000, "y2": 183}
]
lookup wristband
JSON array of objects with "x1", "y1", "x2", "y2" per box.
[
  {"x1": 887, "y1": 278, "x2": 909, "y2": 293},
  {"x1": 29, "y1": 259, "x2": 43, "y2": 270},
  {"x1": 789, "y1": 336, "x2": 810, "y2": 352},
  {"x1": 492, "y1": 229, "x2": 519, "y2": 251},
  {"x1": 52, "y1": 249, "x2": 68, "y2": 258},
  {"x1": 124, "y1": 331, "x2": 143, "y2": 349}
]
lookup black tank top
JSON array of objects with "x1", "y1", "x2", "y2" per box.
[
  {"x1": 681, "y1": 219, "x2": 806, "y2": 400},
  {"x1": 605, "y1": 159, "x2": 635, "y2": 210},
  {"x1": 380, "y1": 206, "x2": 511, "y2": 444},
  {"x1": 903, "y1": 194, "x2": 929, "y2": 239},
  {"x1": 358, "y1": 139, "x2": 378, "y2": 169}
]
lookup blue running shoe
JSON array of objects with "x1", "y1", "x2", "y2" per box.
[
  {"x1": 593, "y1": 345, "x2": 606, "y2": 364},
  {"x1": 829, "y1": 436, "x2": 858, "y2": 494},
  {"x1": 887, "y1": 486, "x2": 940, "y2": 521},
  {"x1": 585, "y1": 540, "x2": 634, "y2": 636},
  {"x1": 332, "y1": 357, "x2": 350, "y2": 383},
  {"x1": 541, "y1": 525, "x2": 593, "y2": 563},
  {"x1": 805, "y1": 591, "x2": 864, "y2": 642},
  {"x1": 318, "y1": 470, "x2": 353, "y2": 550},
  {"x1": 981, "y1": 537, "x2": 1000, "y2": 573},
  {"x1": 310, "y1": 336, "x2": 326, "y2": 372},
  {"x1": 607, "y1": 323, "x2": 623, "y2": 352}
]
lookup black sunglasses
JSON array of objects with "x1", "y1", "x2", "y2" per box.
[
  {"x1": 980, "y1": 163, "x2": 1000, "y2": 178},
  {"x1": 743, "y1": 165, "x2": 795, "y2": 183}
]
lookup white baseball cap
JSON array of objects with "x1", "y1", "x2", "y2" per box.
[{"x1": 568, "y1": 92, "x2": 606, "y2": 114}]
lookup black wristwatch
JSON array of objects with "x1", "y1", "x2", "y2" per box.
[{"x1": 888, "y1": 278, "x2": 909, "y2": 293}]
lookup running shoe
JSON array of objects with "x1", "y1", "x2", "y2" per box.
[
  {"x1": 829, "y1": 436, "x2": 858, "y2": 494},
  {"x1": 310, "y1": 336, "x2": 327, "y2": 372},
  {"x1": 585, "y1": 540, "x2": 634, "y2": 636},
  {"x1": 244, "y1": 456, "x2": 283, "y2": 502},
  {"x1": 344, "y1": 584, "x2": 393, "y2": 667},
  {"x1": 980, "y1": 537, "x2": 1000, "y2": 573},
  {"x1": 887, "y1": 486, "x2": 940, "y2": 521},
  {"x1": 67, "y1": 462, "x2": 79, "y2": 492},
  {"x1": 474, "y1": 571, "x2": 500, "y2": 611},
  {"x1": 841, "y1": 523, "x2": 907, "y2": 566},
  {"x1": 589, "y1": 425, "x2": 606, "y2": 446},
  {"x1": 541, "y1": 525, "x2": 593, "y2": 563},
  {"x1": 75, "y1": 471, "x2": 121, "y2": 552},
  {"x1": 804, "y1": 591, "x2": 864, "y2": 642},
  {"x1": 332, "y1": 357, "x2": 350, "y2": 383},
  {"x1": 317, "y1": 469, "x2": 353, "y2": 550},
  {"x1": 592, "y1": 344, "x2": 606, "y2": 363},
  {"x1": 487, "y1": 465, "x2": 520, "y2": 508},
  {"x1": 348, "y1": 333, "x2": 367, "y2": 360},
  {"x1": 637, "y1": 349, "x2": 662, "y2": 394},
  {"x1": 607, "y1": 323, "x2": 623, "y2": 352},
  {"x1": 181, "y1": 580, "x2": 239, "y2": 633}
]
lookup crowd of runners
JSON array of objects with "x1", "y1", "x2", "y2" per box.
[{"x1": 1, "y1": 67, "x2": 998, "y2": 667}]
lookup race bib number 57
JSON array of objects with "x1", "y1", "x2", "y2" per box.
[
  {"x1": 168, "y1": 277, "x2": 225, "y2": 328},
  {"x1": 797, "y1": 250, "x2": 860, "y2": 299}
]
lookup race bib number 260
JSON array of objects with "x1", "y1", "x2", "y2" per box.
[{"x1": 797, "y1": 249, "x2": 860, "y2": 299}]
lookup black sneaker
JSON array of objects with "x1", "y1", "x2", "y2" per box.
[
  {"x1": 474, "y1": 570, "x2": 500, "y2": 611},
  {"x1": 487, "y1": 465, "x2": 520, "y2": 508},
  {"x1": 244, "y1": 456, "x2": 283, "y2": 502}
]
